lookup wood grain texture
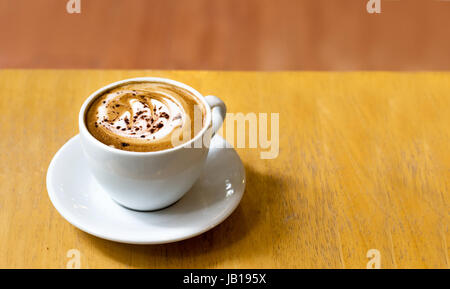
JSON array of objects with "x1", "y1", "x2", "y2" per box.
[
  {"x1": 0, "y1": 70, "x2": 448, "y2": 268},
  {"x1": 1, "y1": 0, "x2": 450, "y2": 70}
]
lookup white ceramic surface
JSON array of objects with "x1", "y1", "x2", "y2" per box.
[
  {"x1": 78, "y1": 77, "x2": 227, "y2": 211},
  {"x1": 46, "y1": 134, "x2": 245, "y2": 244}
]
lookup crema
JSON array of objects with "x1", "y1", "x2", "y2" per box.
[{"x1": 85, "y1": 82, "x2": 205, "y2": 152}]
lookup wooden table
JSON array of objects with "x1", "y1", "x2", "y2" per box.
[{"x1": 0, "y1": 70, "x2": 448, "y2": 268}]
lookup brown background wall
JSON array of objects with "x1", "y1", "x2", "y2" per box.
[{"x1": 0, "y1": 0, "x2": 449, "y2": 70}]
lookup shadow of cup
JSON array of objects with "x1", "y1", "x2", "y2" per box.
[{"x1": 83, "y1": 164, "x2": 290, "y2": 268}]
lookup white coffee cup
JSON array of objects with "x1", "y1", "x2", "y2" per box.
[{"x1": 79, "y1": 77, "x2": 226, "y2": 211}]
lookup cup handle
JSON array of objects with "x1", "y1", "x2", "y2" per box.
[{"x1": 204, "y1": 95, "x2": 226, "y2": 137}]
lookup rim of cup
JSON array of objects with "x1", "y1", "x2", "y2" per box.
[{"x1": 78, "y1": 77, "x2": 213, "y2": 156}]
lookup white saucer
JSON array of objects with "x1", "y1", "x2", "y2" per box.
[{"x1": 46, "y1": 135, "x2": 245, "y2": 244}]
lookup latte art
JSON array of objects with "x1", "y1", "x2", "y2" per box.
[
  {"x1": 86, "y1": 82, "x2": 205, "y2": 152},
  {"x1": 96, "y1": 90, "x2": 182, "y2": 140}
]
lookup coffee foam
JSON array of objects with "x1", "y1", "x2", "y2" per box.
[{"x1": 86, "y1": 82, "x2": 205, "y2": 152}]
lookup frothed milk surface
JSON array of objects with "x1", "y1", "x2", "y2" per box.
[{"x1": 85, "y1": 82, "x2": 205, "y2": 152}]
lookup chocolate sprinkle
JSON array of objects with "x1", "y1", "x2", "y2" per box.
[{"x1": 121, "y1": 143, "x2": 129, "y2": 147}]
